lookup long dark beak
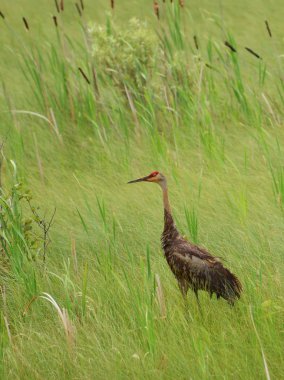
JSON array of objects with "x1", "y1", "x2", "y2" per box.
[{"x1": 127, "y1": 175, "x2": 149, "y2": 184}]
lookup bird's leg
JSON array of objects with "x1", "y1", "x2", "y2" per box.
[
  {"x1": 194, "y1": 289, "x2": 203, "y2": 317},
  {"x1": 178, "y1": 281, "x2": 192, "y2": 321}
]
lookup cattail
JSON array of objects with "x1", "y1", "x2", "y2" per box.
[
  {"x1": 78, "y1": 67, "x2": 90, "y2": 84},
  {"x1": 54, "y1": 0, "x2": 60, "y2": 13},
  {"x1": 111, "y1": 0, "x2": 114, "y2": 9},
  {"x1": 52, "y1": 15, "x2": 58, "y2": 27},
  {"x1": 245, "y1": 47, "x2": 262, "y2": 59},
  {"x1": 224, "y1": 40, "x2": 237, "y2": 53},
  {"x1": 22, "y1": 17, "x2": 29, "y2": 30},
  {"x1": 265, "y1": 20, "x2": 272, "y2": 38},
  {"x1": 75, "y1": 3, "x2": 82, "y2": 16},
  {"x1": 179, "y1": 0, "x2": 184, "y2": 7},
  {"x1": 60, "y1": 0, "x2": 64, "y2": 11},
  {"x1": 205, "y1": 63, "x2": 214, "y2": 70},
  {"x1": 193, "y1": 35, "x2": 199, "y2": 50},
  {"x1": 154, "y1": 1, "x2": 159, "y2": 20},
  {"x1": 80, "y1": 0, "x2": 84, "y2": 10},
  {"x1": 0, "y1": 11, "x2": 5, "y2": 19}
]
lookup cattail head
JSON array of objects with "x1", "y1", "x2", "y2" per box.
[
  {"x1": 75, "y1": 3, "x2": 82, "y2": 16},
  {"x1": 193, "y1": 35, "x2": 199, "y2": 50},
  {"x1": 0, "y1": 11, "x2": 5, "y2": 20},
  {"x1": 224, "y1": 41, "x2": 237, "y2": 53},
  {"x1": 60, "y1": 0, "x2": 64, "y2": 11},
  {"x1": 22, "y1": 17, "x2": 29, "y2": 31},
  {"x1": 111, "y1": 0, "x2": 114, "y2": 9},
  {"x1": 154, "y1": 1, "x2": 160, "y2": 20},
  {"x1": 179, "y1": 0, "x2": 184, "y2": 7},
  {"x1": 265, "y1": 20, "x2": 272, "y2": 38},
  {"x1": 80, "y1": 0, "x2": 84, "y2": 10},
  {"x1": 52, "y1": 15, "x2": 58, "y2": 27},
  {"x1": 54, "y1": 0, "x2": 60, "y2": 13},
  {"x1": 245, "y1": 47, "x2": 262, "y2": 60},
  {"x1": 78, "y1": 67, "x2": 91, "y2": 84}
]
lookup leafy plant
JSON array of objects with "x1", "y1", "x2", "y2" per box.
[
  {"x1": 89, "y1": 18, "x2": 159, "y2": 91},
  {"x1": 0, "y1": 177, "x2": 54, "y2": 275}
]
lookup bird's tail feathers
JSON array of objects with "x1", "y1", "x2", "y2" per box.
[{"x1": 212, "y1": 264, "x2": 242, "y2": 304}]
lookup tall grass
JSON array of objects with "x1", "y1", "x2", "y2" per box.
[{"x1": 0, "y1": 1, "x2": 283, "y2": 379}]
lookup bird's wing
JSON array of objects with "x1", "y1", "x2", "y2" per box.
[{"x1": 176, "y1": 239, "x2": 220, "y2": 265}]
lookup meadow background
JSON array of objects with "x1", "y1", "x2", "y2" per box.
[{"x1": 0, "y1": 0, "x2": 284, "y2": 379}]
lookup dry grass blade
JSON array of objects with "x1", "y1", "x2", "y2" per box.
[
  {"x1": 249, "y1": 306, "x2": 271, "y2": 380},
  {"x1": 10, "y1": 109, "x2": 62, "y2": 142},
  {"x1": 71, "y1": 237, "x2": 78, "y2": 275},
  {"x1": 33, "y1": 133, "x2": 44, "y2": 183},
  {"x1": 124, "y1": 85, "x2": 139, "y2": 129},
  {"x1": 49, "y1": 108, "x2": 63, "y2": 144},
  {"x1": 262, "y1": 93, "x2": 278, "y2": 123},
  {"x1": 40, "y1": 292, "x2": 75, "y2": 350},
  {"x1": 22, "y1": 295, "x2": 38, "y2": 317},
  {"x1": 4, "y1": 316, "x2": 12, "y2": 345},
  {"x1": 155, "y1": 274, "x2": 166, "y2": 319}
]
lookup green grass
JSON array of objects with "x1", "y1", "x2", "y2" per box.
[{"x1": 0, "y1": 1, "x2": 284, "y2": 379}]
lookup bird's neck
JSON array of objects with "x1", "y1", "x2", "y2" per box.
[
  {"x1": 162, "y1": 186, "x2": 171, "y2": 214},
  {"x1": 162, "y1": 185, "x2": 175, "y2": 229},
  {"x1": 161, "y1": 184, "x2": 179, "y2": 246}
]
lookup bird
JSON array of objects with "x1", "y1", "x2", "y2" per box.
[{"x1": 128, "y1": 171, "x2": 242, "y2": 308}]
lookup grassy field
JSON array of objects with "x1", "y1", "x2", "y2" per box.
[{"x1": 0, "y1": 1, "x2": 284, "y2": 379}]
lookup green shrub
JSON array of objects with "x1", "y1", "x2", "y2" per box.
[
  {"x1": 89, "y1": 18, "x2": 159, "y2": 91},
  {"x1": 0, "y1": 180, "x2": 52, "y2": 278}
]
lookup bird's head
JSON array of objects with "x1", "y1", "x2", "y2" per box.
[{"x1": 128, "y1": 171, "x2": 166, "y2": 187}]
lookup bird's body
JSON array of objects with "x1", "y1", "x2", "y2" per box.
[
  {"x1": 162, "y1": 209, "x2": 242, "y2": 303},
  {"x1": 128, "y1": 171, "x2": 242, "y2": 305}
]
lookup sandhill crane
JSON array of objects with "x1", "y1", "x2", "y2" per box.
[{"x1": 128, "y1": 171, "x2": 242, "y2": 307}]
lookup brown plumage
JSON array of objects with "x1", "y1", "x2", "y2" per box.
[{"x1": 128, "y1": 171, "x2": 242, "y2": 306}]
